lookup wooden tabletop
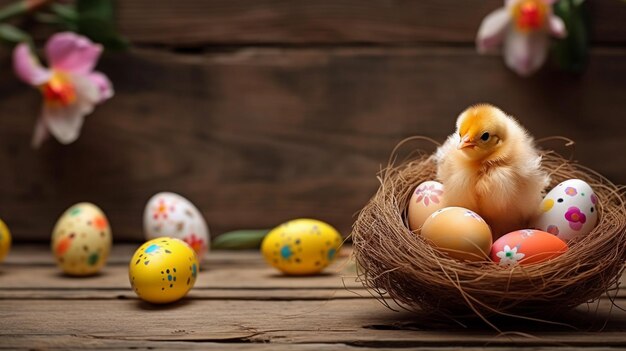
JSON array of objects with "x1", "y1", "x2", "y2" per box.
[{"x1": 1, "y1": 245, "x2": 625, "y2": 350}]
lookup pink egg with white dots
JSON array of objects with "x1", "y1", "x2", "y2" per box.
[{"x1": 531, "y1": 179, "x2": 599, "y2": 243}]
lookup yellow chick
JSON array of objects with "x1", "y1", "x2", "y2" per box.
[{"x1": 435, "y1": 104, "x2": 549, "y2": 238}]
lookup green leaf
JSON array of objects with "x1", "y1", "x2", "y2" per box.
[
  {"x1": 212, "y1": 230, "x2": 270, "y2": 250},
  {"x1": 76, "y1": 0, "x2": 113, "y2": 19},
  {"x1": 0, "y1": 1, "x2": 28, "y2": 22},
  {"x1": 76, "y1": 16, "x2": 128, "y2": 50},
  {"x1": 50, "y1": 3, "x2": 78, "y2": 22},
  {"x1": 74, "y1": 0, "x2": 128, "y2": 50},
  {"x1": 0, "y1": 23, "x2": 32, "y2": 45},
  {"x1": 551, "y1": 0, "x2": 589, "y2": 73},
  {"x1": 35, "y1": 12, "x2": 63, "y2": 25}
]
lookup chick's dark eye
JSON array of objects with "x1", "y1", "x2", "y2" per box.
[{"x1": 480, "y1": 132, "x2": 490, "y2": 141}]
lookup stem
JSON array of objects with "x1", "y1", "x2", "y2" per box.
[
  {"x1": 0, "y1": 2, "x2": 27, "y2": 22},
  {"x1": 0, "y1": 0, "x2": 54, "y2": 22}
]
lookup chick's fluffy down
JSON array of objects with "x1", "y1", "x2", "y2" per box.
[{"x1": 435, "y1": 105, "x2": 549, "y2": 238}]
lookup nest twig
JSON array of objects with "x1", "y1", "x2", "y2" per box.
[{"x1": 351, "y1": 140, "x2": 626, "y2": 325}]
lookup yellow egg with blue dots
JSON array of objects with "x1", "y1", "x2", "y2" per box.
[
  {"x1": 0, "y1": 218, "x2": 11, "y2": 263},
  {"x1": 129, "y1": 237, "x2": 198, "y2": 304},
  {"x1": 261, "y1": 218, "x2": 343, "y2": 275}
]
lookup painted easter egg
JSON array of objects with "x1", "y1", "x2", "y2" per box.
[
  {"x1": 261, "y1": 219, "x2": 342, "y2": 275},
  {"x1": 491, "y1": 229, "x2": 568, "y2": 266},
  {"x1": 531, "y1": 179, "x2": 599, "y2": 242},
  {"x1": 421, "y1": 207, "x2": 492, "y2": 261},
  {"x1": 144, "y1": 192, "x2": 210, "y2": 262},
  {"x1": 129, "y1": 237, "x2": 198, "y2": 304},
  {"x1": 51, "y1": 203, "x2": 112, "y2": 276},
  {"x1": 408, "y1": 181, "x2": 445, "y2": 231},
  {"x1": 0, "y1": 218, "x2": 11, "y2": 263}
]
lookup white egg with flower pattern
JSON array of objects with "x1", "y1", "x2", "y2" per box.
[
  {"x1": 408, "y1": 181, "x2": 445, "y2": 231},
  {"x1": 143, "y1": 192, "x2": 210, "y2": 262},
  {"x1": 532, "y1": 179, "x2": 599, "y2": 242}
]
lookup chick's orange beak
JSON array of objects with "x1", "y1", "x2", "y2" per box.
[{"x1": 458, "y1": 135, "x2": 475, "y2": 149}]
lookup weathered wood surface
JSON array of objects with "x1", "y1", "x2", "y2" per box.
[
  {"x1": 1, "y1": 0, "x2": 625, "y2": 46},
  {"x1": 0, "y1": 246, "x2": 360, "y2": 290},
  {"x1": 1, "y1": 47, "x2": 625, "y2": 242},
  {"x1": 0, "y1": 245, "x2": 625, "y2": 350},
  {"x1": 114, "y1": 0, "x2": 626, "y2": 46}
]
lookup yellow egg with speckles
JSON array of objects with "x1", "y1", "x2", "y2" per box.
[
  {"x1": 51, "y1": 203, "x2": 112, "y2": 276},
  {"x1": 129, "y1": 237, "x2": 198, "y2": 304},
  {"x1": 0, "y1": 218, "x2": 11, "y2": 263},
  {"x1": 261, "y1": 219, "x2": 343, "y2": 275}
]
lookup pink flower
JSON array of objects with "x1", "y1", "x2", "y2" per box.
[
  {"x1": 414, "y1": 184, "x2": 443, "y2": 207},
  {"x1": 476, "y1": 0, "x2": 567, "y2": 76},
  {"x1": 565, "y1": 187, "x2": 577, "y2": 196},
  {"x1": 546, "y1": 225, "x2": 559, "y2": 235},
  {"x1": 13, "y1": 32, "x2": 113, "y2": 148},
  {"x1": 564, "y1": 206, "x2": 586, "y2": 231}
]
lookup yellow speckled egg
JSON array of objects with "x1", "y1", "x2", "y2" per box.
[
  {"x1": 0, "y1": 218, "x2": 11, "y2": 262},
  {"x1": 421, "y1": 207, "x2": 493, "y2": 261},
  {"x1": 261, "y1": 218, "x2": 343, "y2": 275},
  {"x1": 129, "y1": 237, "x2": 198, "y2": 304},
  {"x1": 51, "y1": 203, "x2": 112, "y2": 276}
]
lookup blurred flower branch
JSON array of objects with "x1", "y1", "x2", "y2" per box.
[
  {"x1": 476, "y1": 0, "x2": 589, "y2": 76},
  {"x1": 0, "y1": 0, "x2": 127, "y2": 49},
  {"x1": 1, "y1": 0, "x2": 125, "y2": 148}
]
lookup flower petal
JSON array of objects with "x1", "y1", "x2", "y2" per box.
[
  {"x1": 46, "y1": 32, "x2": 103, "y2": 74},
  {"x1": 503, "y1": 30, "x2": 549, "y2": 76},
  {"x1": 43, "y1": 74, "x2": 99, "y2": 144},
  {"x1": 31, "y1": 117, "x2": 50, "y2": 149},
  {"x1": 87, "y1": 71, "x2": 114, "y2": 103},
  {"x1": 13, "y1": 43, "x2": 52, "y2": 86},
  {"x1": 548, "y1": 15, "x2": 567, "y2": 38},
  {"x1": 476, "y1": 8, "x2": 511, "y2": 53}
]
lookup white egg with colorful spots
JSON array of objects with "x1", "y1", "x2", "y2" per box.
[
  {"x1": 532, "y1": 179, "x2": 599, "y2": 242},
  {"x1": 129, "y1": 237, "x2": 198, "y2": 304},
  {"x1": 51, "y1": 203, "x2": 112, "y2": 276},
  {"x1": 143, "y1": 192, "x2": 210, "y2": 262},
  {"x1": 261, "y1": 219, "x2": 342, "y2": 275}
]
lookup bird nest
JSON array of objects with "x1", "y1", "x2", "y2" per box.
[{"x1": 351, "y1": 137, "x2": 626, "y2": 323}]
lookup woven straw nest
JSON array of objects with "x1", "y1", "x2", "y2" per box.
[{"x1": 352, "y1": 137, "x2": 626, "y2": 323}]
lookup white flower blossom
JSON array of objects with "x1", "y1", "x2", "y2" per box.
[{"x1": 496, "y1": 245, "x2": 525, "y2": 266}]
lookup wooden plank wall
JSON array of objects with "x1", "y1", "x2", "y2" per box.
[{"x1": 0, "y1": 0, "x2": 625, "y2": 242}]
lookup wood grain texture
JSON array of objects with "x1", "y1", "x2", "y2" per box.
[
  {"x1": 12, "y1": 336, "x2": 584, "y2": 351},
  {"x1": 1, "y1": 299, "x2": 626, "y2": 344},
  {"x1": 0, "y1": 245, "x2": 358, "y2": 289},
  {"x1": 0, "y1": 47, "x2": 625, "y2": 242},
  {"x1": 1, "y1": 246, "x2": 625, "y2": 350},
  {"x1": 0, "y1": 261, "x2": 359, "y2": 290},
  {"x1": 112, "y1": 0, "x2": 626, "y2": 46}
]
